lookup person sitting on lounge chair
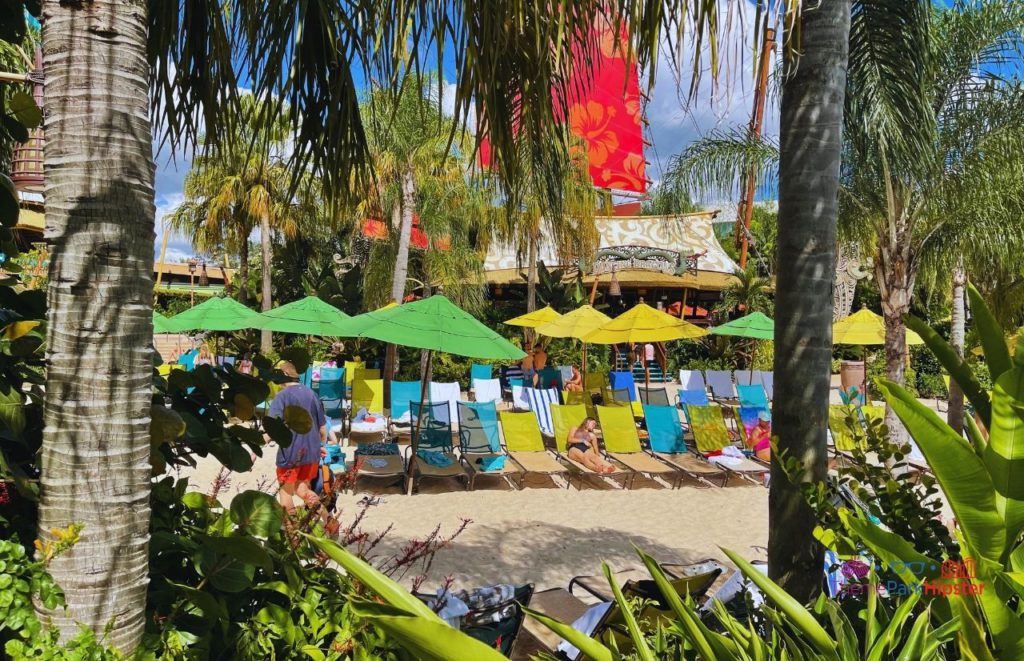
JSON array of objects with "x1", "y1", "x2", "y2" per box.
[
  {"x1": 746, "y1": 410, "x2": 772, "y2": 462},
  {"x1": 567, "y1": 417, "x2": 616, "y2": 474},
  {"x1": 565, "y1": 366, "x2": 583, "y2": 392}
]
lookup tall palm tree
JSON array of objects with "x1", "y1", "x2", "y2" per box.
[
  {"x1": 168, "y1": 96, "x2": 317, "y2": 352},
  {"x1": 841, "y1": 1, "x2": 1024, "y2": 440},
  {"x1": 768, "y1": 0, "x2": 852, "y2": 603}
]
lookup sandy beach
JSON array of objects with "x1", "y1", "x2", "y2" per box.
[{"x1": 182, "y1": 449, "x2": 769, "y2": 593}]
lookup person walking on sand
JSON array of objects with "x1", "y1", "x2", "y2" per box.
[{"x1": 265, "y1": 360, "x2": 339, "y2": 536}]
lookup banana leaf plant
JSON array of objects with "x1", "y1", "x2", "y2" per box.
[
  {"x1": 845, "y1": 282, "x2": 1024, "y2": 659},
  {"x1": 309, "y1": 535, "x2": 959, "y2": 660}
]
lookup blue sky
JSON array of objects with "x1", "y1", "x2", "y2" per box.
[{"x1": 153, "y1": 3, "x2": 777, "y2": 261}]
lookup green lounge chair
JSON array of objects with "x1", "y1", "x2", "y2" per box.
[
  {"x1": 688, "y1": 404, "x2": 769, "y2": 484},
  {"x1": 499, "y1": 411, "x2": 568, "y2": 488},
  {"x1": 550, "y1": 403, "x2": 628, "y2": 489},
  {"x1": 596, "y1": 404, "x2": 681, "y2": 489},
  {"x1": 644, "y1": 404, "x2": 727, "y2": 487},
  {"x1": 457, "y1": 401, "x2": 523, "y2": 490},
  {"x1": 409, "y1": 401, "x2": 468, "y2": 492}
]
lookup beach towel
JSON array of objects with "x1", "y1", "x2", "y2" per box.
[
  {"x1": 525, "y1": 387, "x2": 560, "y2": 435},
  {"x1": 470, "y1": 363, "x2": 492, "y2": 383},
  {"x1": 472, "y1": 378, "x2": 502, "y2": 404},
  {"x1": 478, "y1": 455, "x2": 507, "y2": 472},
  {"x1": 390, "y1": 381, "x2": 422, "y2": 419},
  {"x1": 708, "y1": 446, "x2": 745, "y2": 468},
  {"x1": 458, "y1": 401, "x2": 502, "y2": 453},
  {"x1": 417, "y1": 449, "x2": 453, "y2": 467},
  {"x1": 737, "y1": 384, "x2": 770, "y2": 410},
  {"x1": 558, "y1": 365, "x2": 574, "y2": 383},
  {"x1": 705, "y1": 370, "x2": 735, "y2": 400},
  {"x1": 688, "y1": 405, "x2": 732, "y2": 454},
  {"x1": 678, "y1": 369, "x2": 706, "y2": 392},
  {"x1": 510, "y1": 385, "x2": 530, "y2": 410},
  {"x1": 429, "y1": 381, "x2": 461, "y2": 423}
]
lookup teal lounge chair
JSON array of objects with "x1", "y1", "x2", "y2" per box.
[
  {"x1": 644, "y1": 404, "x2": 727, "y2": 487},
  {"x1": 457, "y1": 401, "x2": 522, "y2": 489}
]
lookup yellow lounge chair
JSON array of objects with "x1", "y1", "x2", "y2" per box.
[
  {"x1": 596, "y1": 404, "x2": 681, "y2": 489},
  {"x1": 499, "y1": 411, "x2": 568, "y2": 488}
]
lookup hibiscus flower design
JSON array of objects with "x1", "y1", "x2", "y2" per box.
[
  {"x1": 569, "y1": 100, "x2": 620, "y2": 167},
  {"x1": 599, "y1": 152, "x2": 647, "y2": 192}
]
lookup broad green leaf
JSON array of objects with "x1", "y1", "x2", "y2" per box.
[
  {"x1": 0, "y1": 174, "x2": 17, "y2": 228},
  {"x1": 603, "y1": 561, "x2": 655, "y2": 661},
  {"x1": 230, "y1": 490, "x2": 283, "y2": 537},
  {"x1": 263, "y1": 415, "x2": 293, "y2": 447},
  {"x1": 636, "y1": 549, "x2": 718, "y2": 660},
  {"x1": 0, "y1": 383, "x2": 24, "y2": 434},
  {"x1": 196, "y1": 546, "x2": 254, "y2": 593},
  {"x1": 280, "y1": 346, "x2": 311, "y2": 373},
  {"x1": 284, "y1": 405, "x2": 313, "y2": 434},
  {"x1": 985, "y1": 367, "x2": 1024, "y2": 545},
  {"x1": 865, "y1": 588, "x2": 919, "y2": 661},
  {"x1": 199, "y1": 534, "x2": 273, "y2": 571},
  {"x1": 921, "y1": 616, "x2": 961, "y2": 658},
  {"x1": 906, "y1": 314, "x2": 992, "y2": 426},
  {"x1": 151, "y1": 405, "x2": 186, "y2": 447},
  {"x1": 995, "y1": 571, "x2": 1024, "y2": 602},
  {"x1": 523, "y1": 605, "x2": 614, "y2": 661},
  {"x1": 181, "y1": 491, "x2": 212, "y2": 510},
  {"x1": 232, "y1": 393, "x2": 256, "y2": 421},
  {"x1": 720, "y1": 547, "x2": 839, "y2": 659},
  {"x1": 893, "y1": 608, "x2": 930, "y2": 661},
  {"x1": 878, "y1": 380, "x2": 1005, "y2": 563},
  {"x1": 821, "y1": 599, "x2": 858, "y2": 660},
  {"x1": 170, "y1": 581, "x2": 227, "y2": 621},
  {"x1": 350, "y1": 599, "x2": 508, "y2": 660},
  {"x1": 7, "y1": 92, "x2": 41, "y2": 129},
  {"x1": 305, "y1": 534, "x2": 441, "y2": 620},
  {"x1": 301, "y1": 646, "x2": 326, "y2": 661},
  {"x1": 1010, "y1": 543, "x2": 1024, "y2": 573},
  {"x1": 966, "y1": 414, "x2": 988, "y2": 458},
  {"x1": 951, "y1": 594, "x2": 996, "y2": 661},
  {"x1": 969, "y1": 283, "x2": 1011, "y2": 390}
]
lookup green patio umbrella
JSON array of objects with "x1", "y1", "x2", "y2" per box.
[
  {"x1": 153, "y1": 311, "x2": 175, "y2": 334},
  {"x1": 342, "y1": 295, "x2": 525, "y2": 494},
  {"x1": 710, "y1": 311, "x2": 774, "y2": 340},
  {"x1": 164, "y1": 296, "x2": 266, "y2": 332},
  {"x1": 710, "y1": 311, "x2": 775, "y2": 378},
  {"x1": 259, "y1": 296, "x2": 352, "y2": 336}
]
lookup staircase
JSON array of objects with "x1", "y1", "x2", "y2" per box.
[{"x1": 614, "y1": 351, "x2": 672, "y2": 383}]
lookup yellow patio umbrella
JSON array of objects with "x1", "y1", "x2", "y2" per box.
[
  {"x1": 832, "y1": 307, "x2": 923, "y2": 402},
  {"x1": 535, "y1": 305, "x2": 612, "y2": 382},
  {"x1": 585, "y1": 303, "x2": 709, "y2": 390},
  {"x1": 832, "y1": 307, "x2": 924, "y2": 346},
  {"x1": 504, "y1": 305, "x2": 562, "y2": 328}
]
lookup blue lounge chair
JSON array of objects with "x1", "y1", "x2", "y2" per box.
[
  {"x1": 409, "y1": 401, "x2": 468, "y2": 491},
  {"x1": 470, "y1": 363, "x2": 493, "y2": 383},
  {"x1": 458, "y1": 401, "x2": 522, "y2": 489},
  {"x1": 318, "y1": 367, "x2": 346, "y2": 420},
  {"x1": 390, "y1": 380, "x2": 423, "y2": 420},
  {"x1": 643, "y1": 404, "x2": 727, "y2": 487},
  {"x1": 737, "y1": 384, "x2": 770, "y2": 410}
]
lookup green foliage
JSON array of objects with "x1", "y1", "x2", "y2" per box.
[{"x1": 518, "y1": 261, "x2": 586, "y2": 314}]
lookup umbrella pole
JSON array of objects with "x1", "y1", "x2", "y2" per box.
[
  {"x1": 582, "y1": 341, "x2": 588, "y2": 388},
  {"x1": 407, "y1": 350, "x2": 433, "y2": 496}
]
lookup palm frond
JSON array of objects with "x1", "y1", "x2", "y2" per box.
[{"x1": 663, "y1": 126, "x2": 779, "y2": 201}]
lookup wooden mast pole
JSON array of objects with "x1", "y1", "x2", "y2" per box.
[{"x1": 737, "y1": 24, "x2": 776, "y2": 270}]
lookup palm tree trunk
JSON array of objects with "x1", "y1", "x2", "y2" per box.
[
  {"x1": 385, "y1": 167, "x2": 416, "y2": 398},
  {"x1": 237, "y1": 238, "x2": 249, "y2": 305},
  {"x1": 526, "y1": 229, "x2": 539, "y2": 313},
  {"x1": 37, "y1": 0, "x2": 154, "y2": 650},
  {"x1": 948, "y1": 262, "x2": 966, "y2": 434},
  {"x1": 876, "y1": 236, "x2": 913, "y2": 445},
  {"x1": 260, "y1": 214, "x2": 273, "y2": 353},
  {"x1": 769, "y1": 0, "x2": 850, "y2": 603}
]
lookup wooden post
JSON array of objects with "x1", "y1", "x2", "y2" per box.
[
  {"x1": 407, "y1": 350, "x2": 433, "y2": 495},
  {"x1": 737, "y1": 25, "x2": 776, "y2": 270},
  {"x1": 588, "y1": 275, "x2": 600, "y2": 306}
]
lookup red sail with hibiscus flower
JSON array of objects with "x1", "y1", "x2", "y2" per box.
[{"x1": 478, "y1": 19, "x2": 648, "y2": 194}]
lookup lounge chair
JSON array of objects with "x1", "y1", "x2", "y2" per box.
[
  {"x1": 550, "y1": 403, "x2": 628, "y2": 489},
  {"x1": 389, "y1": 380, "x2": 422, "y2": 420},
  {"x1": 352, "y1": 378, "x2": 384, "y2": 413},
  {"x1": 416, "y1": 583, "x2": 535, "y2": 657},
  {"x1": 518, "y1": 563, "x2": 725, "y2": 660},
  {"x1": 636, "y1": 385, "x2": 671, "y2": 406},
  {"x1": 349, "y1": 429, "x2": 406, "y2": 492},
  {"x1": 457, "y1": 401, "x2": 523, "y2": 489},
  {"x1": 752, "y1": 370, "x2": 774, "y2": 399},
  {"x1": 409, "y1": 401, "x2": 468, "y2": 491},
  {"x1": 608, "y1": 371, "x2": 643, "y2": 416},
  {"x1": 536, "y1": 367, "x2": 563, "y2": 391},
  {"x1": 499, "y1": 411, "x2": 569, "y2": 488},
  {"x1": 644, "y1": 404, "x2": 728, "y2": 487},
  {"x1": 524, "y1": 387, "x2": 560, "y2": 437},
  {"x1": 688, "y1": 404, "x2": 769, "y2": 484},
  {"x1": 704, "y1": 370, "x2": 736, "y2": 401},
  {"x1": 562, "y1": 389, "x2": 597, "y2": 419},
  {"x1": 584, "y1": 372, "x2": 609, "y2": 394},
  {"x1": 677, "y1": 388, "x2": 710, "y2": 428},
  {"x1": 596, "y1": 405, "x2": 680, "y2": 489},
  {"x1": 736, "y1": 383, "x2": 770, "y2": 410},
  {"x1": 342, "y1": 361, "x2": 362, "y2": 386},
  {"x1": 567, "y1": 558, "x2": 725, "y2": 602},
  {"x1": 472, "y1": 378, "x2": 502, "y2": 404},
  {"x1": 678, "y1": 369, "x2": 706, "y2": 393},
  {"x1": 734, "y1": 370, "x2": 755, "y2": 386},
  {"x1": 317, "y1": 368, "x2": 347, "y2": 420},
  {"x1": 470, "y1": 363, "x2": 493, "y2": 383}
]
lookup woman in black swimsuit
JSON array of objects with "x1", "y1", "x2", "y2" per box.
[{"x1": 566, "y1": 417, "x2": 616, "y2": 474}]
